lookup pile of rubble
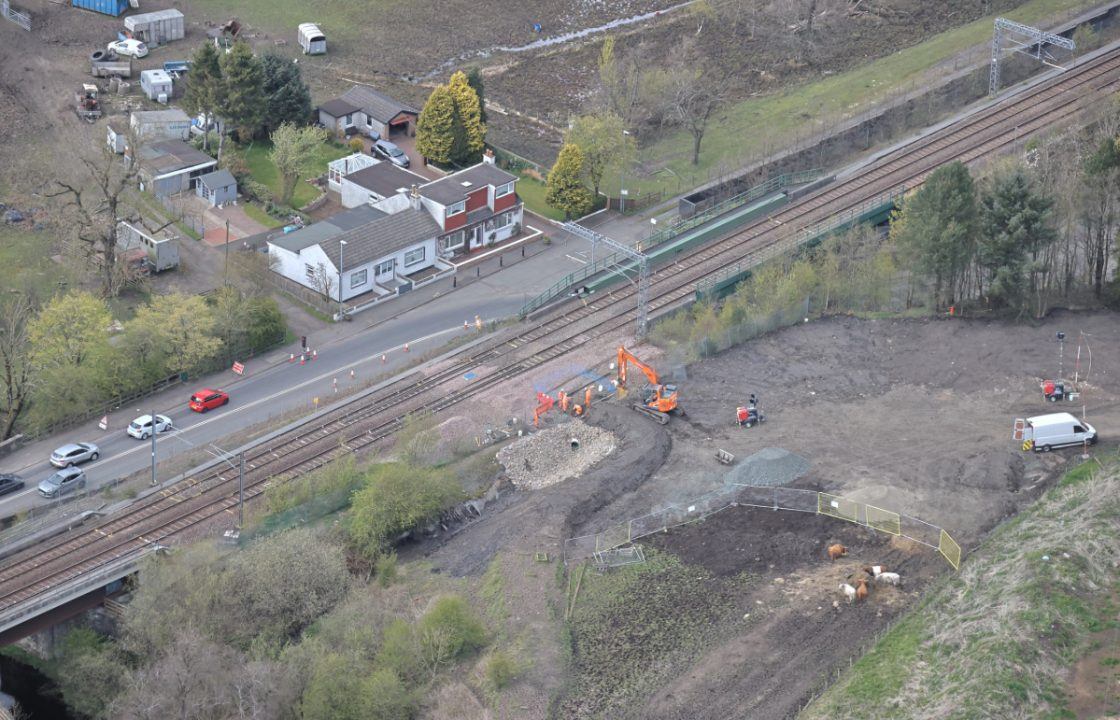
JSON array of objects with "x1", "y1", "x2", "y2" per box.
[
  {"x1": 725, "y1": 447, "x2": 811, "y2": 487},
  {"x1": 496, "y1": 421, "x2": 617, "y2": 490}
]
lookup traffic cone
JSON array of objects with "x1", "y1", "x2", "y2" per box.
[
  {"x1": 299, "y1": 354, "x2": 306, "y2": 366},
  {"x1": 404, "y1": 343, "x2": 410, "y2": 353},
  {"x1": 311, "y1": 349, "x2": 318, "y2": 361},
  {"x1": 289, "y1": 353, "x2": 295, "y2": 363},
  {"x1": 381, "y1": 354, "x2": 387, "y2": 363},
  {"x1": 350, "y1": 369, "x2": 355, "y2": 380}
]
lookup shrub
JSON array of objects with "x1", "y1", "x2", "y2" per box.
[
  {"x1": 418, "y1": 595, "x2": 488, "y2": 659},
  {"x1": 361, "y1": 668, "x2": 415, "y2": 720},
  {"x1": 483, "y1": 649, "x2": 520, "y2": 691},
  {"x1": 375, "y1": 551, "x2": 398, "y2": 587},
  {"x1": 348, "y1": 137, "x2": 365, "y2": 153},
  {"x1": 242, "y1": 178, "x2": 273, "y2": 203},
  {"x1": 376, "y1": 619, "x2": 424, "y2": 685}
]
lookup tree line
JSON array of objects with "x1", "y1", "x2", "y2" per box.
[
  {"x1": 0, "y1": 288, "x2": 284, "y2": 439},
  {"x1": 44, "y1": 453, "x2": 507, "y2": 720}
]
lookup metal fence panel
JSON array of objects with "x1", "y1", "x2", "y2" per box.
[
  {"x1": 939, "y1": 529, "x2": 962, "y2": 570},
  {"x1": 595, "y1": 522, "x2": 631, "y2": 553},
  {"x1": 818, "y1": 492, "x2": 863, "y2": 525},
  {"x1": 865, "y1": 504, "x2": 901, "y2": 536},
  {"x1": 775, "y1": 486, "x2": 819, "y2": 513},
  {"x1": 733, "y1": 484, "x2": 779, "y2": 509}
]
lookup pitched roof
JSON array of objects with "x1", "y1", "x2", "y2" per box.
[
  {"x1": 344, "y1": 162, "x2": 426, "y2": 198},
  {"x1": 339, "y1": 85, "x2": 417, "y2": 124},
  {"x1": 197, "y1": 168, "x2": 236, "y2": 189},
  {"x1": 318, "y1": 98, "x2": 361, "y2": 118},
  {"x1": 418, "y1": 163, "x2": 517, "y2": 205},
  {"x1": 136, "y1": 139, "x2": 215, "y2": 177},
  {"x1": 319, "y1": 207, "x2": 440, "y2": 269},
  {"x1": 268, "y1": 205, "x2": 385, "y2": 254}
]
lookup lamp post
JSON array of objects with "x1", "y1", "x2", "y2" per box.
[
  {"x1": 338, "y1": 239, "x2": 347, "y2": 321},
  {"x1": 619, "y1": 130, "x2": 631, "y2": 214}
]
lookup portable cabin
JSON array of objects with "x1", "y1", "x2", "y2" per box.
[
  {"x1": 124, "y1": 9, "x2": 185, "y2": 47},
  {"x1": 298, "y1": 23, "x2": 326, "y2": 55},
  {"x1": 140, "y1": 69, "x2": 173, "y2": 103},
  {"x1": 71, "y1": 0, "x2": 129, "y2": 17}
]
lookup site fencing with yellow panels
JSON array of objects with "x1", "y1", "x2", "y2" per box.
[{"x1": 564, "y1": 484, "x2": 963, "y2": 570}]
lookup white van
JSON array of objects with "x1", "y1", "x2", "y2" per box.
[{"x1": 1014, "y1": 412, "x2": 1097, "y2": 452}]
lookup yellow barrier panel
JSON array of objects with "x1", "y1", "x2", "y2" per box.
[
  {"x1": 939, "y1": 529, "x2": 962, "y2": 570},
  {"x1": 596, "y1": 522, "x2": 632, "y2": 553},
  {"x1": 1022, "y1": 439, "x2": 1034, "y2": 452},
  {"x1": 818, "y1": 492, "x2": 861, "y2": 525},
  {"x1": 865, "y1": 504, "x2": 901, "y2": 536}
]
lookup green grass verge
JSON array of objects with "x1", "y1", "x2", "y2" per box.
[
  {"x1": 516, "y1": 173, "x2": 565, "y2": 221},
  {"x1": 242, "y1": 201, "x2": 283, "y2": 229},
  {"x1": 243, "y1": 140, "x2": 349, "y2": 209},
  {"x1": 616, "y1": 0, "x2": 1099, "y2": 197},
  {"x1": 799, "y1": 455, "x2": 1120, "y2": 720}
]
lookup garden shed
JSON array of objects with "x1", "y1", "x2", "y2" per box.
[{"x1": 196, "y1": 169, "x2": 237, "y2": 207}]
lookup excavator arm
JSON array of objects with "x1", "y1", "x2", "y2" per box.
[{"x1": 617, "y1": 346, "x2": 660, "y2": 388}]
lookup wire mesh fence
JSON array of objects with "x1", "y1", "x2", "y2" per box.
[{"x1": 565, "y1": 484, "x2": 962, "y2": 570}]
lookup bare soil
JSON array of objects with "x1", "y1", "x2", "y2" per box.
[{"x1": 418, "y1": 310, "x2": 1120, "y2": 719}]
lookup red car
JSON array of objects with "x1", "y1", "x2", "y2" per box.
[{"x1": 189, "y1": 388, "x2": 229, "y2": 413}]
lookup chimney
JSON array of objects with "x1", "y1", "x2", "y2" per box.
[
  {"x1": 409, "y1": 184, "x2": 420, "y2": 210},
  {"x1": 482, "y1": 148, "x2": 495, "y2": 165}
]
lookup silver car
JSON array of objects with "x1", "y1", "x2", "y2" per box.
[
  {"x1": 50, "y1": 442, "x2": 100, "y2": 468},
  {"x1": 38, "y1": 466, "x2": 86, "y2": 498}
]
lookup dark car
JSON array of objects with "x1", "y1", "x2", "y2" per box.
[
  {"x1": 373, "y1": 139, "x2": 410, "y2": 168},
  {"x1": 0, "y1": 473, "x2": 25, "y2": 497}
]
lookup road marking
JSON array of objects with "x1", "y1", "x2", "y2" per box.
[{"x1": 565, "y1": 254, "x2": 587, "y2": 265}]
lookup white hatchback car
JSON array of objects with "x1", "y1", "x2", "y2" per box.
[
  {"x1": 107, "y1": 39, "x2": 148, "y2": 58},
  {"x1": 127, "y1": 414, "x2": 173, "y2": 440}
]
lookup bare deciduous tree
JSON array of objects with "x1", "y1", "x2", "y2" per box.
[
  {"x1": 47, "y1": 143, "x2": 141, "y2": 298},
  {"x1": 660, "y1": 38, "x2": 726, "y2": 166}
]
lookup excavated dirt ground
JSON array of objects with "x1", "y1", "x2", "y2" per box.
[{"x1": 421, "y1": 310, "x2": 1120, "y2": 720}]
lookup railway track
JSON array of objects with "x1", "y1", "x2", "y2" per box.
[{"x1": 2, "y1": 44, "x2": 1119, "y2": 621}]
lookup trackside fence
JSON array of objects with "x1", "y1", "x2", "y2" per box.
[{"x1": 565, "y1": 484, "x2": 963, "y2": 570}]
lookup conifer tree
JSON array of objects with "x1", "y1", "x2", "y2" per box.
[
  {"x1": 181, "y1": 42, "x2": 222, "y2": 150},
  {"x1": 416, "y1": 85, "x2": 456, "y2": 166},
  {"x1": 546, "y1": 144, "x2": 594, "y2": 220},
  {"x1": 447, "y1": 70, "x2": 485, "y2": 165},
  {"x1": 219, "y1": 41, "x2": 265, "y2": 142}
]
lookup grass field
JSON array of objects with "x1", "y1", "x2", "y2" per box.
[
  {"x1": 616, "y1": 0, "x2": 1099, "y2": 197},
  {"x1": 243, "y1": 141, "x2": 350, "y2": 210},
  {"x1": 241, "y1": 202, "x2": 282, "y2": 229},
  {"x1": 515, "y1": 172, "x2": 565, "y2": 221},
  {"x1": 0, "y1": 226, "x2": 71, "y2": 298},
  {"x1": 799, "y1": 455, "x2": 1120, "y2": 720}
]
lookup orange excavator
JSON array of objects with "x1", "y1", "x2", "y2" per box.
[{"x1": 617, "y1": 345, "x2": 682, "y2": 424}]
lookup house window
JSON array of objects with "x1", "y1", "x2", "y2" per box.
[
  {"x1": 404, "y1": 247, "x2": 426, "y2": 267},
  {"x1": 344, "y1": 113, "x2": 353, "y2": 126},
  {"x1": 495, "y1": 182, "x2": 513, "y2": 198},
  {"x1": 349, "y1": 269, "x2": 368, "y2": 288},
  {"x1": 305, "y1": 264, "x2": 317, "y2": 282},
  {"x1": 495, "y1": 211, "x2": 513, "y2": 228},
  {"x1": 439, "y1": 230, "x2": 466, "y2": 252},
  {"x1": 375, "y1": 259, "x2": 395, "y2": 276},
  {"x1": 447, "y1": 200, "x2": 466, "y2": 216}
]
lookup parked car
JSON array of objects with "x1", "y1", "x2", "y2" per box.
[
  {"x1": 189, "y1": 388, "x2": 229, "y2": 413},
  {"x1": 107, "y1": 39, "x2": 148, "y2": 58},
  {"x1": 0, "y1": 474, "x2": 25, "y2": 497},
  {"x1": 38, "y1": 466, "x2": 86, "y2": 498},
  {"x1": 127, "y1": 414, "x2": 173, "y2": 440},
  {"x1": 373, "y1": 139, "x2": 409, "y2": 168},
  {"x1": 50, "y1": 442, "x2": 101, "y2": 468}
]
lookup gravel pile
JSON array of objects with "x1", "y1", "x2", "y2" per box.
[
  {"x1": 725, "y1": 447, "x2": 811, "y2": 488},
  {"x1": 497, "y1": 422, "x2": 617, "y2": 490}
]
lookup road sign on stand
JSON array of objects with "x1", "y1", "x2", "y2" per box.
[
  {"x1": 98, "y1": 415, "x2": 108, "y2": 430},
  {"x1": 232, "y1": 361, "x2": 245, "y2": 375}
]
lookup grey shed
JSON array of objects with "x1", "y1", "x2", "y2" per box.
[{"x1": 196, "y1": 169, "x2": 238, "y2": 207}]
